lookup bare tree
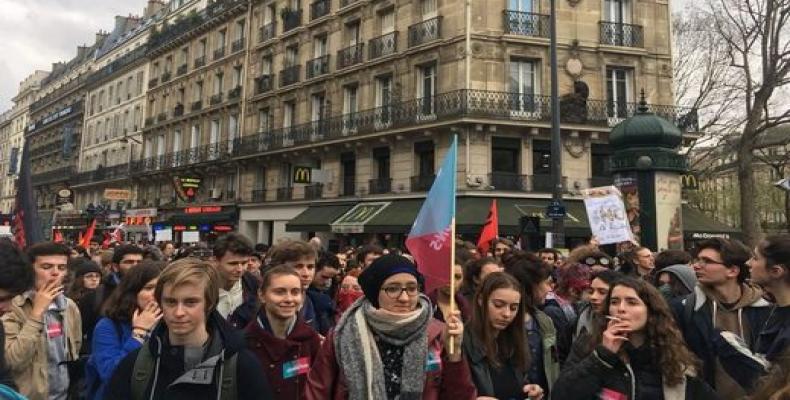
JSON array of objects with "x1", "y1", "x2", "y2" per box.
[{"x1": 681, "y1": 0, "x2": 790, "y2": 245}]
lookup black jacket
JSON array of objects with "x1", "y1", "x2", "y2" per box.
[
  {"x1": 552, "y1": 344, "x2": 719, "y2": 400},
  {"x1": 755, "y1": 305, "x2": 790, "y2": 363},
  {"x1": 79, "y1": 273, "x2": 121, "y2": 354},
  {"x1": 305, "y1": 288, "x2": 334, "y2": 335},
  {"x1": 104, "y1": 311, "x2": 273, "y2": 400}
]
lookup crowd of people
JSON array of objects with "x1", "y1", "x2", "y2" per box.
[{"x1": 0, "y1": 232, "x2": 787, "y2": 399}]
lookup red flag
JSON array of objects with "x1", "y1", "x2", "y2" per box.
[
  {"x1": 80, "y1": 218, "x2": 97, "y2": 249},
  {"x1": 477, "y1": 199, "x2": 499, "y2": 255},
  {"x1": 53, "y1": 230, "x2": 64, "y2": 243},
  {"x1": 101, "y1": 233, "x2": 111, "y2": 249}
]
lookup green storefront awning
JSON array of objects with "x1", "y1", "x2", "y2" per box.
[
  {"x1": 285, "y1": 203, "x2": 357, "y2": 232},
  {"x1": 681, "y1": 205, "x2": 741, "y2": 239}
]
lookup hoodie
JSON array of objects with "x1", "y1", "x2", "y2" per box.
[{"x1": 661, "y1": 264, "x2": 697, "y2": 292}]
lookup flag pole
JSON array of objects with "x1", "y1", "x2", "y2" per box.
[{"x1": 449, "y1": 216, "x2": 457, "y2": 353}]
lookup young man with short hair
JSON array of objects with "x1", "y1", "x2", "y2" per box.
[
  {"x1": 493, "y1": 238, "x2": 513, "y2": 261},
  {"x1": 673, "y1": 238, "x2": 772, "y2": 397},
  {"x1": 3, "y1": 242, "x2": 82, "y2": 400},
  {"x1": 308, "y1": 251, "x2": 340, "y2": 334},
  {"x1": 268, "y1": 240, "x2": 329, "y2": 333},
  {"x1": 0, "y1": 240, "x2": 35, "y2": 391},
  {"x1": 632, "y1": 246, "x2": 655, "y2": 278},
  {"x1": 356, "y1": 244, "x2": 383, "y2": 269},
  {"x1": 212, "y1": 233, "x2": 258, "y2": 329},
  {"x1": 105, "y1": 258, "x2": 272, "y2": 400}
]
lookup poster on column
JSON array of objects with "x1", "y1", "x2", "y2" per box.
[
  {"x1": 614, "y1": 174, "x2": 641, "y2": 251},
  {"x1": 655, "y1": 172, "x2": 684, "y2": 250},
  {"x1": 182, "y1": 231, "x2": 200, "y2": 243},
  {"x1": 582, "y1": 186, "x2": 634, "y2": 245}
]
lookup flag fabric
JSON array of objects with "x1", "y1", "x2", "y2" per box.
[
  {"x1": 111, "y1": 223, "x2": 125, "y2": 243},
  {"x1": 406, "y1": 136, "x2": 457, "y2": 293},
  {"x1": 80, "y1": 218, "x2": 97, "y2": 249},
  {"x1": 52, "y1": 230, "x2": 64, "y2": 243},
  {"x1": 477, "y1": 199, "x2": 499, "y2": 255},
  {"x1": 12, "y1": 138, "x2": 44, "y2": 248}
]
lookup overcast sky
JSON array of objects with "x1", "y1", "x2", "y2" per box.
[{"x1": 0, "y1": 0, "x2": 692, "y2": 113}]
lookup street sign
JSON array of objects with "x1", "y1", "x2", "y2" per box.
[
  {"x1": 293, "y1": 166, "x2": 312, "y2": 184},
  {"x1": 775, "y1": 178, "x2": 790, "y2": 192},
  {"x1": 104, "y1": 189, "x2": 131, "y2": 201},
  {"x1": 546, "y1": 200, "x2": 566, "y2": 218}
]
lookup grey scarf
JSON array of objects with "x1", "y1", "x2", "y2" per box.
[{"x1": 334, "y1": 295, "x2": 433, "y2": 400}]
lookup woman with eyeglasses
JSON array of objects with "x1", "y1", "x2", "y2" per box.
[
  {"x1": 305, "y1": 254, "x2": 477, "y2": 400},
  {"x1": 463, "y1": 272, "x2": 544, "y2": 400},
  {"x1": 552, "y1": 277, "x2": 717, "y2": 399}
]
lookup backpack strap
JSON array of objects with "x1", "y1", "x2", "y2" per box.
[
  {"x1": 219, "y1": 353, "x2": 238, "y2": 400},
  {"x1": 131, "y1": 344, "x2": 156, "y2": 400}
]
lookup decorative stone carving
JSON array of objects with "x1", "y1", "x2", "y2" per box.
[{"x1": 567, "y1": 0, "x2": 582, "y2": 7}]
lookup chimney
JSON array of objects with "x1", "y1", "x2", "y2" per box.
[
  {"x1": 144, "y1": 0, "x2": 165, "y2": 18},
  {"x1": 51, "y1": 62, "x2": 65, "y2": 73},
  {"x1": 95, "y1": 30, "x2": 109, "y2": 45},
  {"x1": 77, "y1": 45, "x2": 90, "y2": 59}
]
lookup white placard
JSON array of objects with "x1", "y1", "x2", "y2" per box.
[
  {"x1": 582, "y1": 186, "x2": 634, "y2": 245},
  {"x1": 155, "y1": 229, "x2": 173, "y2": 243},
  {"x1": 0, "y1": 226, "x2": 11, "y2": 236},
  {"x1": 182, "y1": 231, "x2": 200, "y2": 243},
  {"x1": 545, "y1": 232, "x2": 553, "y2": 248}
]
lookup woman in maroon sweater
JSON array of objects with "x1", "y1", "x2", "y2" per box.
[{"x1": 245, "y1": 265, "x2": 322, "y2": 400}]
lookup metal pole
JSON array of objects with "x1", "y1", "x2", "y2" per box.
[{"x1": 550, "y1": 0, "x2": 565, "y2": 248}]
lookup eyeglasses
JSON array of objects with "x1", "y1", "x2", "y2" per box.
[
  {"x1": 692, "y1": 257, "x2": 725, "y2": 267},
  {"x1": 381, "y1": 284, "x2": 420, "y2": 299},
  {"x1": 585, "y1": 257, "x2": 611, "y2": 267}
]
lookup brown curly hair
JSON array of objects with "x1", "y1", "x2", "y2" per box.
[{"x1": 593, "y1": 277, "x2": 700, "y2": 386}]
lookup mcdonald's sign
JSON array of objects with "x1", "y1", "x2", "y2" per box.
[
  {"x1": 293, "y1": 166, "x2": 312, "y2": 184},
  {"x1": 681, "y1": 174, "x2": 699, "y2": 190}
]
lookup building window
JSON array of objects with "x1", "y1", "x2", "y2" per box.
[
  {"x1": 314, "y1": 34, "x2": 328, "y2": 57},
  {"x1": 283, "y1": 101, "x2": 296, "y2": 138},
  {"x1": 210, "y1": 119, "x2": 220, "y2": 145},
  {"x1": 311, "y1": 93, "x2": 325, "y2": 123},
  {"x1": 286, "y1": 45, "x2": 298, "y2": 67},
  {"x1": 232, "y1": 66, "x2": 243, "y2": 88},
  {"x1": 217, "y1": 30, "x2": 227, "y2": 50},
  {"x1": 343, "y1": 85, "x2": 358, "y2": 133},
  {"x1": 191, "y1": 124, "x2": 201, "y2": 148},
  {"x1": 415, "y1": 141, "x2": 435, "y2": 177},
  {"x1": 346, "y1": 21, "x2": 361, "y2": 46},
  {"x1": 258, "y1": 108, "x2": 271, "y2": 132},
  {"x1": 214, "y1": 73, "x2": 224, "y2": 95},
  {"x1": 606, "y1": 67, "x2": 633, "y2": 119},
  {"x1": 235, "y1": 20, "x2": 245, "y2": 40},
  {"x1": 380, "y1": 9, "x2": 395, "y2": 34},
  {"x1": 418, "y1": 64, "x2": 436, "y2": 116},
  {"x1": 156, "y1": 134, "x2": 165, "y2": 157},
  {"x1": 492, "y1": 137, "x2": 521, "y2": 174},
  {"x1": 228, "y1": 114, "x2": 238, "y2": 152},
  {"x1": 173, "y1": 129, "x2": 182, "y2": 153},
  {"x1": 261, "y1": 56, "x2": 273, "y2": 75},
  {"x1": 604, "y1": 0, "x2": 630, "y2": 23},
  {"x1": 509, "y1": 59, "x2": 539, "y2": 115},
  {"x1": 375, "y1": 75, "x2": 392, "y2": 127},
  {"x1": 421, "y1": 0, "x2": 437, "y2": 19},
  {"x1": 532, "y1": 139, "x2": 551, "y2": 175},
  {"x1": 591, "y1": 143, "x2": 611, "y2": 178},
  {"x1": 341, "y1": 152, "x2": 356, "y2": 196}
]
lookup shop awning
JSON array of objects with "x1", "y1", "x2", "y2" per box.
[
  {"x1": 682, "y1": 205, "x2": 741, "y2": 240},
  {"x1": 285, "y1": 203, "x2": 357, "y2": 232},
  {"x1": 169, "y1": 211, "x2": 237, "y2": 225}
]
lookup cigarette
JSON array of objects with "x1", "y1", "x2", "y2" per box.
[{"x1": 605, "y1": 316, "x2": 622, "y2": 321}]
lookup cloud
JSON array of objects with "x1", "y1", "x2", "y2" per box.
[{"x1": 0, "y1": 0, "x2": 144, "y2": 111}]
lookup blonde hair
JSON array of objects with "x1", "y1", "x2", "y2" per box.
[{"x1": 155, "y1": 258, "x2": 220, "y2": 315}]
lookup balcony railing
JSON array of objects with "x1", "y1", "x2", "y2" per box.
[
  {"x1": 337, "y1": 43, "x2": 364, "y2": 69},
  {"x1": 224, "y1": 90, "x2": 698, "y2": 159},
  {"x1": 280, "y1": 65, "x2": 301, "y2": 87},
  {"x1": 504, "y1": 11, "x2": 549, "y2": 37},
  {"x1": 194, "y1": 56, "x2": 206, "y2": 68},
  {"x1": 369, "y1": 178, "x2": 392, "y2": 194},
  {"x1": 311, "y1": 0, "x2": 330, "y2": 20},
  {"x1": 408, "y1": 17, "x2": 442, "y2": 47},
  {"x1": 340, "y1": 0, "x2": 360, "y2": 7},
  {"x1": 306, "y1": 55, "x2": 330, "y2": 79},
  {"x1": 259, "y1": 22, "x2": 276, "y2": 42},
  {"x1": 130, "y1": 141, "x2": 230, "y2": 174},
  {"x1": 31, "y1": 166, "x2": 77, "y2": 186},
  {"x1": 599, "y1": 21, "x2": 644, "y2": 48},
  {"x1": 173, "y1": 104, "x2": 185, "y2": 117},
  {"x1": 489, "y1": 173, "x2": 528, "y2": 191},
  {"x1": 145, "y1": 117, "x2": 155, "y2": 127},
  {"x1": 256, "y1": 74, "x2": 275, "y2": 94},
  {"x1": 161, "y1": 71, "x2": 172, "y2": 82},
  {"x1": 73, "y1": 163, "x2": 130, "y2": 185},
  {"x1": 341, "y1": 176, "x2": 356, "y2": 197},
  {"x1": 213, "y1": 47, "x2": 226, "y2": 60},
  {"x1": 282, "y1": 9, "x2": 303, "y2": 32},
  {"x1": 231, "y1": 38, "x2": 245, "y2": 53},
  {"x1": 148, "y1": 77, "x2": 159, "y2": 89},
  {"x1": 276, "y1": 187, "x2": 294, "y2": 201},
  {"x1": 369, "y1": 32, "x2": 398, "y2": 59},
  {"x1": 191, "y1": 100, "x2": 203, "y2": 111},
  {"x1": 177, "y1": 64, "x2": 188, "y2": 76},
  {"x1": 251, "y1": 189, "x2": 267, "y2": 202},
  {"x1": 304, "y1": 183, "x2": 324, "y2": 200},
  {"x1": 210, "y1": 93, "x2": 223, "y2": 105},
  {"x1": 228, "y1": 86, "x2": 242, "y2": 100},
  {"x1": 411, "y1": 175, "x2": 436, "y2": 192},
  {"x1": 157, "y1": 112, "x2": 167, "y2": 122}
]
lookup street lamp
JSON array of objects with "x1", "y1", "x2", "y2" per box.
[{"x1": 549, "y1": 0, "x2": 566, "y2": 248}]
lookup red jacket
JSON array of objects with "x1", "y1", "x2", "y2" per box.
[
  {"x1": 245, "y1": 317, "x2": 322, "y2": 400},
  {"x1": 305, "y1": 318, "x2": 477, "y2": 400}
]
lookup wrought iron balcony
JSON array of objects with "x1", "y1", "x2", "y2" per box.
[
  {"x1": 251, "y1": 189, "x2": 267, "y2": 202},
  {"x1": 177, "y1": 64, "x2": 188, "y2": 76},
  {"x1": 369, "y1": 178, "x2": 392, "y2": 194},
  {"x1": 148, "y1": 77, "x2": 159, "y2": 89},
  {"x1": 31, "y1": 166, "x2": 77, "y2": 186},
  {"x1": 210, "y1": 93, "x2": 223, "y2": 105},
  {"x1": 599, "y1": 21, "x2": 644, "y2": 48},
  {"x1": 337, "y1": 43, "x2": 364, "y2": 69},
  {"x1": 341, "y1": 176, "x2": 356, "y2": 197},
  {"x1": 276, "y1": 187, "x2": 293, "y2": 201},
  {"x1": 226, "y1": 90, "x2": 698, "y2": 159},
  {"x1": 489, "y1": 173, "x2": 528, "y2": 191},
  {"x1": 304, "y1": 183, "x2": 324, "y2": 200},
  {"x1": 145, "y1": 117, "x2": 155, "y2": 127},
  {"x1": 256, "y1": 74, "x2": 275, "y2": 94},
  {"x1": 213, "y1": 47, "x2": 226, "y2": 60},
  {"x1": 194, "y1": 56, "x2": 206, "y2": 68},
  {"x1": 231, "y1": 38, "x2": 245, "y2": 53},
  {"x1": 411, "y1": 175, "x2": 435, "y2": 192},
  {"x1": 369, "y1": 32, "x2": 398, "y2": 59},
  {"x1": 130, "y1": 141, "x2": 230, "y2": 174},
  {"x1": 282, "y1": 9, "x2": 303, "y2": 32},
  {"x1": 157, "y1": 112, "x2": 167, "y2": 122},
  {"x1": 340, "y1": 0, "x2": 360, "y2": 7},
  {"x1": 161, "y1": 71, "x2": 172, "y2": 83},
  {"x1": 73, "y1": 163, "x2": 130, "y2": 185},
  {"x1": 408, "y1": 16, "x2": 442, "y2": 47},
  {"x1": 306, "y1": 55, "x2": 330, "y2": 79},
  {"x1": 280, "y1": 65, "x2": 301, "y2": 87},
  {"x1": 311, "y1": 0, "x2": 330, "y2": 20},
  {"x1": 228, "y1": 86, "x2": 242, "y2": 100},
  {"x1": 191, "y1": 100, "x2": 203, "y2": 111},
  {"x1": 173, "y1": 104, "x2": 185, "y2": 117},
  {"x1": 589, "y1": 176, "x2": 614, "y2": 188},
  {"x1": 259, "y1": 22, "x2": 276, "y2": 42},
  {"x1": 503, "y1": 11, "x2": 549, "y2": 37}
]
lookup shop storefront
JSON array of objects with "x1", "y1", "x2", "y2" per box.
[{"x1": 156, "y1": 205, "x2": 238, "y2": 245}]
